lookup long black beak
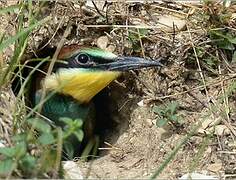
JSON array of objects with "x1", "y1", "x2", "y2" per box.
[{"x1": 96, "y1": 56, "x2": 163, "y2": 71}]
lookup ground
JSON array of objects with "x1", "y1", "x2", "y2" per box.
[{"x1": 0, "y1": 0, "x2": 236, "y2": 179}]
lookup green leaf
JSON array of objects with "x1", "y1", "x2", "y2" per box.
[
  {"x1": 209, "y1": 30, "x2": 235, "y2": 50},
  {"x1": 217, "y1": 39, "x2": 235, "y2": 50},
  {"x1": 60, "y1": 117, "x2": 83, "y2": 130},
  {"x1": 156, "y1": 118, "x2": 167, "y2": 127},
  {"x1": 138, "y1": 28, "x2": 149, "y2": 38},
  {"x1": 27, "y1": 118, "x2": 51, "y2": 133},
  {"x1": 205, "y1": 57, "x2": 218, "y2": 67},
  {"x1": 38, "y1": 132, "x2": 55, "y2": 145},
  {"x1": 74, "y1": 119, "x2": 83, "y2": 128},
  {"x1": 12, "y1": 133, "x2": 27, "y2": 142},
  {"x1": 0, "y1": 142, "x2": 26, "y2": 158},
  {"x1": 0, "y1": 159, "x2": 15, "y2": 175},
  {"x1": 0, "y1": 147, "x2": 17, "y2": 157},
  {"x1": 209, "y1": 30, "x2": 228, "y2": 40},
  {"x1": 153, "y1": 106, "x2": 164, "y2": 115},
  {"x1": 170, "y1": 115, "x2": 178, "y2": 122},
  {"x1": 19, "y1": 154, "x2": 36, "y2": 173},
  {"x1": 168, "y1": 102, "x2": 178, "y2": 115},
  {"x1": 196, "y1": 47, "x2": 205, "y2": 58},
  {"x1": 59, "y1": 117, "x2": 74, "y2": 125},
  {"x1": 15, "y1": 142, "x2": 27, "y2": 158},
  {"x1": 73, "y1": 130, "x2": 84, "y2": 142},
  {"x1": 229, "y1": 38, "x2": 236, "y2": 44},
  {"x1": 128, "y1": 32, "x2": 138, "y2": 42}
]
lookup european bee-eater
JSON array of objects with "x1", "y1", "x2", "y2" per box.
[{"x1": 14, "y1": 44, "x2": 162, "y2": 159}]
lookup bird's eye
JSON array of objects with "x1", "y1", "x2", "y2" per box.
[{"x1": 76, "y1": 54, "x2": 90, "y2": 64}]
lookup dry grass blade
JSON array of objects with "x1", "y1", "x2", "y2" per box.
[
  {"x1": 0, "y1": 0, "x2": 236, "y2": 179},
  {"x1": 36, "y1": 23, "x2": 72, "y2": 114}
]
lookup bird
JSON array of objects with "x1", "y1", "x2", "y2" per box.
[{"x1": 14, "y1": 44, "x2": 162, "y2": 160}]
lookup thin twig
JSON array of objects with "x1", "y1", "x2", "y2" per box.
[
  {"x1": 152, "y1": 4, "x2": 188, "y2": 16},
  {"x1": 187, "y1": 23, "x2": 210, "y2": 104},
  {"x1": 219, "y1": 65, "x2": 235, "y2": 138},
  {"x1": 92, "y1": 0, "x2": 105, "y2": 18},
  {"x1": 53, "y1": 127, "x2": 63, "y2": 178},
  {"x1": 38, "y1": 13, "x2": 66, "y2": 51}
]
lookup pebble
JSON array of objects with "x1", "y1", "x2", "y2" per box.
[
  {"x1": 97, "y1": 36, "x2": 109, "y2": 50},
  {"x1": 63, "y1": 161, "x2": 84, "y2": 179}
]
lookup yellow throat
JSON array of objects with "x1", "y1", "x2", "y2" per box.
[{"x1": 43, "y1": 68, "x2": 121, "y2": 104}]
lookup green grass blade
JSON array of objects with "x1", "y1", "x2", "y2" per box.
[
  {"x1": 0, "y1": 17, "x2": 50, "y2": 52},
  {"x1": 0, "y1": 33, "x2": 5, "y2": 44},
  {"x1": 17, "y1": 58, "x2": 49, "y2": 97},
  {"x1": 0, "y1": 4, "x2": 21, "y2": 14},
  {"x1": 0, "y1": 16, "x2": 50, "y2": 85},
  {"x1": 150, "y1": 123, "x2": 201, "y2": 179}
]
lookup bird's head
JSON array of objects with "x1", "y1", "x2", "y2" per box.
[{"x1": 43, "y1": 44, "x2": 162, "y2": 104}]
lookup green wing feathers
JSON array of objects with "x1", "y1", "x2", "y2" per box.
[{"x1": 34, "y1": 90, "x2": 92, "y2": 124}]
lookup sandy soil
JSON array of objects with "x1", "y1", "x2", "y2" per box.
[{"x1": 0, "y1": 1, "x2": 236, "y2": 179}]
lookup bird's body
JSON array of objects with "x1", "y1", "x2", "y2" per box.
[
  {"x1": 35, "y1": 90, "x2": 93, "y2": 126},
  {"x1": 35, "y1": 90, "x2": 96, "y2": 159},
  {"x1": 14, "y1": 44, "x2": 162, "y2": 159}
]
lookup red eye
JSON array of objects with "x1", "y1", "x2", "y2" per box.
[{"x1": 76, "y1": 54, "x2": 89, "y2": 64}]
